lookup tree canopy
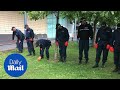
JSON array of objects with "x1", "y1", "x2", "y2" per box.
[{"x1": 20, "y1": 11, "x2": 120, "y2": 27}]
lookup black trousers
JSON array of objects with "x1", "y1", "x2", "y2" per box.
[
  {"x1": 114, "y1": 45, "x2": 120, "y2": 67},
  {"x1": 27, "y1": 41, "x2": 35, "y2": 54},
  {"x1": 16, "y1": 39, "x2": 24, "y2": 52},
  {"x1": 95, "y1": 41, "x2": 109, "y2": 64},
  {"x1": 79, "y1": 40, "x2": 89, "y2": 61},
  {"x1": 59, "y1": 42, "x2": 67, "y2": 60},
  {"x1": 40, "y1": 45, "x2": 50, "y2": 59}
]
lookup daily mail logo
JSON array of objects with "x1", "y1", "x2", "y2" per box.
[
  {"x1": 4, "y1": 54, "x2": 27, "y2": 77},
  {"x1": 7, "y1": 59, "x2": 24, "y2": 71}
]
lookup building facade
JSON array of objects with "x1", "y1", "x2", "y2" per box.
[
  {"x1": 0, "y1": 11, "x2": 75, "y2": 40},
  {"x1": 0, "y1": 11, "x2": 47, "y2": 35}
]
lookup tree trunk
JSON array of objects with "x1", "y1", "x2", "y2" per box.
[
  {"x1": 92, "y1": 20, "x2": 97, "y2": 47},
  {"x1": 54, "y1": 11, "x2": 59, "y2": 61}
]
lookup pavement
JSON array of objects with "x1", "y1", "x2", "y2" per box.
[
  {"x1": 0, "y1": 39, "x2": 55, "y2": 52},
  {"x1": 0, "y1": 41, "x2": 27, "y2": 52},
  {"x1": 0, "y1": 35, "x2": 75, "y2": 52}
]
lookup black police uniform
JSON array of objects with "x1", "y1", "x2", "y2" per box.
[
  {"x1": 56, "y1": 26, "x2": 69, "y2": 62},
  {"x1": 12, "y1": 29, "x2": 25, "y2": 53},
  {"x1": 36, "y1": 39, "x2": 51, "y2": 60},
  {"x1": 93, "y1": 25, "x2": 112, "y2": 68},
  {"x1": 77, "y1": 22, "x2": 93, "y2": 63},
  {"x1": 110, "y1": 24, "x2": 120, "y2": 73},
  {"x1": 25, "y1": 28, "x2": 35, "y2": 56}
]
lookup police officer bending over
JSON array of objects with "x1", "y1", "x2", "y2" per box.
[
  {"x1": 110, "y1": 23, "x2": 120, "y2": 74},
  {"x1": 36, "y1": 39, "x2": 51, "y2": 60},
  {"x1": 56, "y1": 24, "x2": 70, "y2": 62},
  {"x1": 25, "y1": 25, "x2": 35, "y2": 56},
  {"x1": 93, "y1": 22, "x2": 112, "y2": 68},
  {"x1": 12, "y1": 27, "x2": 25, "y2": 53},
  {"x1": 77, "y1": 17, "x2": 93, "y2": 64}
]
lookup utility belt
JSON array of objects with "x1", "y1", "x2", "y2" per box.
[
  {"x1": 99, "y1": 40, "x2": 108, "y2": 44},
  {"x1": 98, "y1": 40, "x2": 109, "y2": 48},
  {"x1": 26, "y1": 38, "x2": 34, "y2": 42}
]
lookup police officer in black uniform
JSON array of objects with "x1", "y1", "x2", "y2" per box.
[
  {"x1": 12, "y1": 27, "x2": 25, "y2": 53},
  {"x1": 92, "y1": 22, "x2": 112, "y2": 68},
  {"x1": 77, "y1": 17, "x2": 93, "y2": 64},
  {"x1": 25, "y1": 25, "x2": 35, "y2": 56},
  {"x1": 56, "y1": 24, "x2": 69, "y2": 62},
  {"x1": 36, "y1": 39, "x2": 51, "y2": 60},
  {"x1": 110, "y1": 23, "x2": 120, "y2": 74}
]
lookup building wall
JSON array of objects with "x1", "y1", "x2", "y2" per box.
[
  {"x1": 27, "y1": 17, "x2": 47, "y2": 34},
  {"x1": 0, "y1": 11, "x2": 47, "y2": 34},
  {"x1": 0, "y1": 11, "x2": 24, "y2": 34}
]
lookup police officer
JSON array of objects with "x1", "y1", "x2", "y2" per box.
[
  {"x1": 11, "y1": 27, "x2": 25, "y2": 53},
  {"x1": 110, "y1": 23, "x2": 120, "y2": 74},
  {"x1": 36, "y1": 39, "x2": 51, "y2": 60},
  {"x1": 92, "y1": 22, "x2": 112, "y2": 68},
  {"x1": 56, "y1": 24, "x2": 69, "y2": 62},
  {"x1": 25, "y1": 25, "x2": 35, "y2": 56},
  {"x1": 77, "y1": 17, "x2": 93, "y2": 64}
]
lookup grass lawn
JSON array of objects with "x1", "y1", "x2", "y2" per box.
[{"x1": 0, "y1": 41, "x2": 120, "y2": 79}]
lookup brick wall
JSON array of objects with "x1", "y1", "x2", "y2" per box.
[
  {"x1": 27, "y1": 17, "x2": 47, "y2": 34},
  {"x1": 0, "y1": 11, "x2": 47, "y2": 34},
  {"x1": 0, "y1": 11, "x2": 24, "y2": 34}
]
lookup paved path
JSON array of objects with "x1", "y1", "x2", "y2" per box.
[{"x1": 0, "y1": 39, "x2": 56, "y2": 52}]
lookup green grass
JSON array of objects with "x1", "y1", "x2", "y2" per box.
[{"x1": 0, "y1": 42, "x2": 120, "y2": 79}]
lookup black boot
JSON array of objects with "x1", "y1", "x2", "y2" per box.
[
  {"x1": 92, "y1": 63, "x2": 99, "y2": 68},
  {"x1": 118, "y1": 66, "x2": 120, "y2": 74},
  {"x1": 101, "y1": 63, "x2": 105, "y2": 68},
  {"x1": 79, "y1": 60, "x2": 82, "y2": 64},
  {"x1": 63, "y1": 57, "x2": 66, "y2": 62},
  {"x1": 118, "y1": 70, "x2": 120, "y2": 74},
  {"x1": 33, "y1": 50, "x2": 35, "y2": 56},
  {"x1": 18, "y1": 51, "x2": 22, "y2": 53},
  {"x1": 112, "y1": 66, "x2": 119, "y2": 72},
  {"x1": 85, "y1": 59, "x2": 88, "y2": 64},
  {"x1": 59, "y1": 57, "x2": 63, "y2": 62},
  {"x1": 27, "y1": 53, "x2": 32, "y2": 56}
]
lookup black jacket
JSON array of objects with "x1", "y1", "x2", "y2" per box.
[
  {"x1": 36, "y1": 39, "x2": 51, "y2": 48},
  {"x1": 25, "y1": 28, "x2": 34, "y2": 39},
  {"x1": 96, "y1": 26, "x2": 112, "y2": 44},
  {"x1": 12, "y1": 29, "x2": 25, "y2": 40},
  {"x1": 110, "y1": 28, "x2": 120, "y2": 47},
  {"x1": 56, "y1": 26, "x2": 69, "y2": 42},
  {"x1": 77, "y1": 23, "x2": 93, "y2": 40}
]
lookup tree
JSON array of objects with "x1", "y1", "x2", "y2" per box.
[{"x1": 20, "y1": 11, "x2": 120, "y2": 47}]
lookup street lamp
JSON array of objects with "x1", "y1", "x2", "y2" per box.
[{"x1": 24, "y1": 11, "x2": 27, "y2": 35}]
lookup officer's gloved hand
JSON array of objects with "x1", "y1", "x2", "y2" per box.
[
  {"x1": 56, "y1": 41, "x2": 59, "y2": 46},
  {"x1": 109, "y1": 46, "x2": 114, "y2": 52},
  {"x1": 94, "y1": 43, "x2": 98, "y2": 49},
  {"x1": 65, "y1": 41, "x2": 68, "y2": 46},
  {"x1": 106, "y1": 44, "x2": 110, "y2": 50}
]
